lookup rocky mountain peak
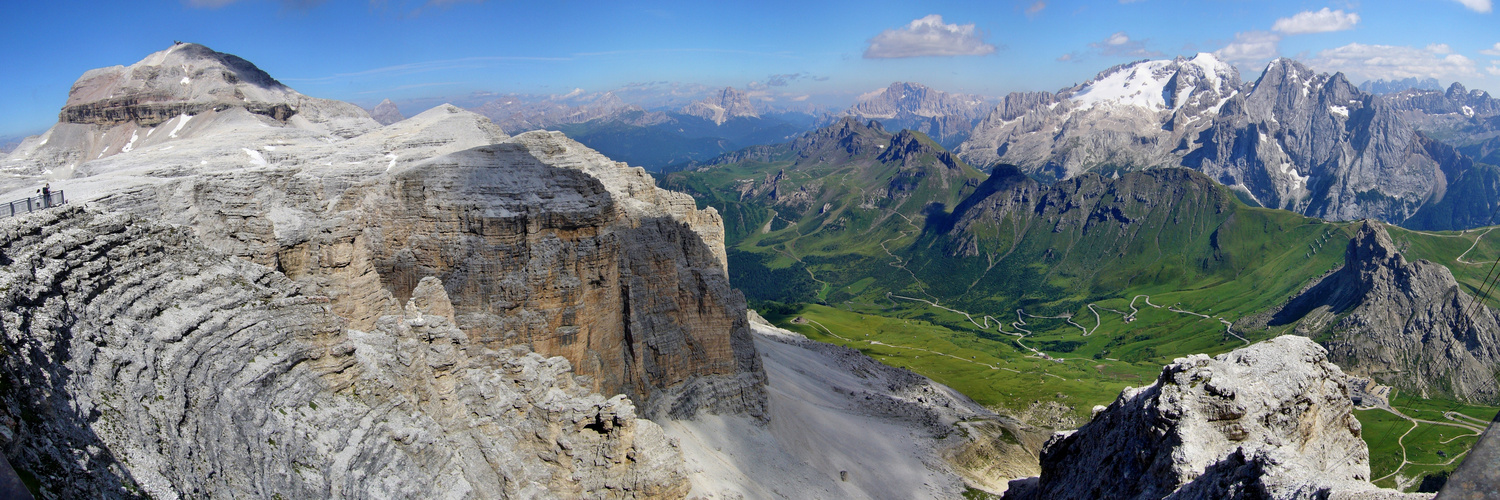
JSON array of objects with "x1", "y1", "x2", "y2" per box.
[
  {"x1": 1359, "y1": 77, "x2": 1443, "y2": 95},
  {"x1": 681, "y1": 86, "x2": 759, "y2": 125},
  {"x1": 1266, "y1": 220, "x2": 1500, "y2": 403},
  {"x1": 850, "y1": 82, "x2": 988, "y2": 120},
  {"x1": 877, "y1": 129, "x2": 962, "y2": 173},
  {"x1": 787, "y1": 117, "x2": 888, "y2": 160},
  {"x1": 880, "y1": 129, "x2": 939, "y2": 157},
  {"x1": 1346, "y1": 220, "x2": 1406, "y2": 271},
  {"x1": 61, "y1": 42, "x2": 308, "y2": 126},
  {"x1": 1446, "y1": 82, "x2": 1469, "y2": 100},
  {"x1": 370, "y1": 98, "x2": 405, "y2": 125},
  {"x1": 1005, "y1": 336, "x2": 1419, "y2": 499},
  {"x1": 65, "y1": 42, "x2": 284, "y2": 107}
]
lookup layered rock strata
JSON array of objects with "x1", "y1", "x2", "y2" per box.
[
  {"x1": 2, "y1": 43, "x2": 378, "y2": 189},
  {"x1": 0, "y1": 207, "x2": 688, "y2": 499},
  {"x1": 86, "y1": 127, "x2": 763, "y2": 419},
  {"x1": 1005, "y1": 336, "x2": 1422, "y2": 499}
]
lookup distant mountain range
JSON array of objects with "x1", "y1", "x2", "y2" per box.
[
  {"x1": 1358, "y1": 77, "x2": 1442, "y2": 95},
  {"x1": 954, "y1": 53, "x2": 1500, "y2": 230},
  {"x1": 829, "y1": 82, "x2": 993, "y2": 149}
]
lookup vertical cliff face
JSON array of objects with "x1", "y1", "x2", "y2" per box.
[
  {"x1": 1005, "y1": 336, "x2": 1418, "y2": 500},
  {"x1": 349, "y1": 138, "x2": 763, "y2": 417},
  {"x1": 1268, "y1": 221, "x2": 1500, "y2": 403},
  {"x1": 0, "y1": 207, "x2": 688, "y2": 499},
  {"x1": 84, "y1": 125, "x2": 762, "y2": 420}
]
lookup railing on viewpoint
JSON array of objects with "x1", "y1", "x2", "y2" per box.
[{"x1": 2, "y1": 191, "x2": 66, "y2": 219}]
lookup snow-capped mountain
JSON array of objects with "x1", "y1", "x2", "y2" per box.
[
  {"x1": 958, "y1": 53, "x2": 1240, "y2": 179},
  {"x1": 957, "y1": 54, "x2": 1500, "y2": 229}
]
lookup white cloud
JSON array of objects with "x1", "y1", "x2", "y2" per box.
[
  {"x1": 1026, "y1": 1, "x2": 1046, "y2": 18},
  {"x1": 1215, "y1": 31, "x2": 1282, "y2": 63},
  {"x1": 1454, "y1": 0, "x2": 1493, "y2": 12},
  {"x1": 1481, "y1": 42, "x2": 1500, "y2": 56},
  {"x1": 1271, "y1": 8, "x2": 1359, "y2": 34},
  {"x1": 1310, "y1": 43, "x2": 1479, "y2": 81},
  {"x1": 863, "y1": 15, "x2": 998, "y2": 58},
  {"x1": 1088, "y1": 31, "x2": 1162, "y2": 58}
]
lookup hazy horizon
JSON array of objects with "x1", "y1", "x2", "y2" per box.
[{"x1": 2, "y1": 0, "x2": 1497, "y2": 137}]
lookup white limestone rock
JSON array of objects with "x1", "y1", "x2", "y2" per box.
[{"x1": 1005, "y1": 336, "x2": 1427, "y2": 500}]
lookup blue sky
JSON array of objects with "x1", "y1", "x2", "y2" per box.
[{"x1": 2, "y1": 0, "x2": 1498, "y2": 137}]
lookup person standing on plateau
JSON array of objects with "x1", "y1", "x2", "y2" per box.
[{"x1": 40, "y1": 184, "x2": 51, "y2": 208}]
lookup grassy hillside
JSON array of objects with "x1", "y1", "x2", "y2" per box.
[{"x1": 666, "y1": 126, "x2": 1500, "y2": 493}]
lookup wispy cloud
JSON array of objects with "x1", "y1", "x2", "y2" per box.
[
  {"x1": 1453, "y1": 0, "x2": 1492, "y2": 13},
  {"x1": 571, "y1": 48, "x2": 799, "y2": 59},
  {"x1": 1215, "y1": 31, "x2": 1281, "y2": 64},
  {"x1": 1311, "y1": 42, "x2": 1479, "y2": 80},
  {"x1": 367, "y1": 0, "x2": 488, "y2": 17},
  {"x1": 184, "y1": 0, "x2": 326, "y2": 9},
  {"x1": 1272, "y1": 8, "x2": 1359, "y2": 34},
  {"x1": 1481, "y1": 42, "x2": 1500, "y2": 56},
  {"x1": 355, "y1": 82, "x2": 465, "y2": 94},
  {"x1": 863, "y1": 15, "x2": 998, "y2": 59},
  {"x1": 1025, "y1": 1, "x2": 1046, "y2": 19},
  {"x1": 1089, "y1": 31, "x2": 1163, "y2": 58}
]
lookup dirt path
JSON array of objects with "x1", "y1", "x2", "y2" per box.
[
  {"x1": 1457, "y1": 228, "x2": 1495, "y2": 265},
  {"x1": 1371, "y1": 405, "x2": 1486, "y2": 485}
]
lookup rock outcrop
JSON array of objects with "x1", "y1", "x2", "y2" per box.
[
  {"x1": 1005, "y1": 336, "x2": 1422, "y2": 500},
  {"x1": 0, "y1": 43, "x2": 770, "y2": 498},
  {"x1": 5, "y1": 43, "x2": 765, "y2": 419},
  {"x1": 1267, "y1": 221, "x2": 1500, "y2": 403},
  {"x1": 0, "y1": 206, "x2": 688, "y2": 499},
  {"x1": 85, "y1": 128, "x2": 765, "y2": 419}
]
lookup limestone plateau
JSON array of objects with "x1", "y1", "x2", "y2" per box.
[{"x1": 0, "y1": 43, "x2": 1043, "y2": 499}]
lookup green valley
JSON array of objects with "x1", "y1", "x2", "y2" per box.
[{"x1": 664, "y1": 121, "x2": 1500, "y2": 492}]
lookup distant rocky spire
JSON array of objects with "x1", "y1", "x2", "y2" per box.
[{"x1": 371, "y1": 99, "x2": 405, "y2": 125}]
